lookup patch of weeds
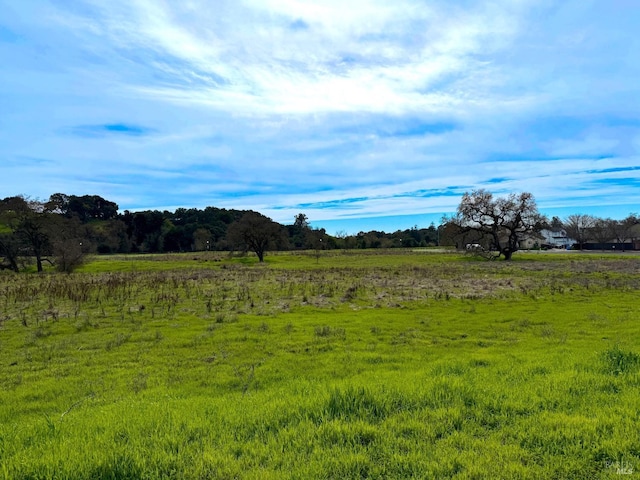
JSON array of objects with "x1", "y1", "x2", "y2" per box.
[
  {"x1": 529, "y1": 365, "x2": 550, "y2": 376},
  {"x1": 418, "y1": 317, "x2": 431, "y2": 326},
  {"x1": 231, "y1": 361, "x2": 260, "y2": 394},
  {"x1": 214, "y1": 312, "x2": 239, "y2": 324},
  {"x1": 31, "y1": 326, "x2": 51, "y2": 340},
  {"x1": 470, "y1": 358, "x2": 490, "y2": 367},
  {"x1": 323, "y1": 386, "x2": 389, "y2": 422},
  {"x1": 75, "y1": 316, "x2": 97, "y2": 332},
  {"x1": 601, "y1": 346, "x2": 640, "y2": 375},
  {"x1": 1, "y1": 374, "x2": 23, "y2": 390},
  {"x1": 434, "y1": 290, "x2": 451, "y2": 300},
  {"x1": 391, "y1": 329, "x2": 419, "y2": 345},
  {"x1": 364, "y1": 355, "x2": 384, "y2": 364},
  {"x1": 587, "y1": 312, "x2": 608, "y2": 325},
  {"x1": 131, "y1": 372, "x2": 148, "y2": 393},
  {"x1": 433, "y1": 362, "x2": 466, "y2": 376},
  {"x1": 539, "y1": 325, "x2": 555, "y2": 337},
  {"x1": 315, "y1": 325, "x2": 346, "y2": 339},
  {"x1": 510, "y1": 318, "x2": 531, "y2": 331},
  {"x1": 283, "y1": 322, "x2": 294, "y2": 334},
  {"x1": 190, "y1": 333, "x2": 210, "y2": 347},
  {"x1": 41, "y1": 309, "x2": 60, "y2": 322},
  {"x1": 105, "y1": 333, "x2": 130, "y2": 350},
  {"x1": 341, "y1": 284, "x2": 360, "y2": 302}
]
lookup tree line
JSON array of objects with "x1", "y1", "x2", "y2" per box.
[
  {"x1": 0, "y1": 193, "x2": 446, "y2": 272},
  {"x1": 1, "y1": 191, "x2": 638, "y2": 271}
]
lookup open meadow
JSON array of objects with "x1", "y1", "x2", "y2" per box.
[{"x1": 1, "y1": 250, "x2": 639, "y2": 479}]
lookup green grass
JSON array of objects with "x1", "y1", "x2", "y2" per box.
[
  {"x1": 1, "y1": 251, "x2": 639, "y2": 478},
  {"x1": 76, "y1": 249, "x2": 467, "y2": 273}
]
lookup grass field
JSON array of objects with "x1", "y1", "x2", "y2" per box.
[{"x1": 1, "y1": 250, "x2": 639, "y2": 479}]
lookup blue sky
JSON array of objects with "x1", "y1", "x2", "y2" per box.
[{"x1": 1, "y1": 0, "x2": 638, "y2": 234}]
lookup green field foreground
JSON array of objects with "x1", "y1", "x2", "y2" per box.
[{"x1": 1, "y1": 251, "x2": 639, "y2": 479}]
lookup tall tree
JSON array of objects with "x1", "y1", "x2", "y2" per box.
[
  {"x1": 66, "y1": 195, "x2": 119, "y2": 222},
  {"x1": 451, "y1": 190, "x2": 546, "y2": 260},
  {"x1": 591, "y1": 218, "x2": 614, "y2": 250},
  {"x1": 288, "y1": 213, "x2": 310, "y2": 249},
  {"x1": 549, "y1": 216, "x2": 564, "y2": 230},
  {"x1": 564, "y1": 214, "x2": 596, "y2": 250},
  {"x1": 226, "y1": 212, "x2": 283, "y2": 262},
  {"x1": 293, "y1": 213, "x2": 309, "y2": 231},
  {"x1": 609, "y1": 215, "x2": 638, "y2": 251},
  {"x1": 44, "y1": 193, "x2": 70, "y2": 215}
]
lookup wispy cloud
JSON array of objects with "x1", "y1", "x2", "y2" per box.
[
  {"x1": 67, "y1": 123, "x2": 156, "y2": 138},
  {"x1": 0, "y1": 0, "x2": 638, "y2": 232}
]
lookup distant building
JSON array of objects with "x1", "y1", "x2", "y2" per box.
[
  {"x1": 518, "y1": 229, "x2": 575, "y2": 250},
  {"x1": 518, "y1": 234, "x2": 541, "y2": 250},
  {"x1": 539, "y1": 229, "x2": 574, "y2": 249}
]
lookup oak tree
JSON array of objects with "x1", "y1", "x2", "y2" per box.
[
  {"x1": 226, "y1": 212, "x2": 283, "y2": 262},
  {"x1": 452, "y1": 190, "x2": 546, "y2": 260}
]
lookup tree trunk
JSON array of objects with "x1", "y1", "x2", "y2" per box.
[
  {"x1": 0, "y1": 236, "x2": 21, "y2": 272},
  {"x1": 0, "y1": 261, "x2": 19, "y2": 272}
]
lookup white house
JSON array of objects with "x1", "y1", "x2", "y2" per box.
[
  {"x1": 539, "y1": 229, "x2": 575, "y2": 248},
  {"x1": 518, "y1": 229, "x2": 575, "y2": 250}
]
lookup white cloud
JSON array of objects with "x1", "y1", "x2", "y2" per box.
[
  {"x1": 61, "y1": 0, "x2": 531, "y2": 117},
  {"x1": 0, "y1": 0, "x2": 638, "y2": 228}
]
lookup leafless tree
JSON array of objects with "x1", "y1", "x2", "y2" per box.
[
  {"x1": 564, "y1": 214, "x2": 596, "y2": 250},
  {"x1": 609, "y1": 215, "x2": 638, "y2": 251},
  {"x1": 591, "y1": 218, "x2": 614, "y2": 251},
  {"x1": 51, "y1": 216, "x2": 90, "y2": 273}
]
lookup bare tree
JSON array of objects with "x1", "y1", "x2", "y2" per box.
[
  {"x1": 334, "y1": 230, "x2": 351, "y2": 251},
  {"x1": 564, "y1": 214, "x2": 596, "y2": 250},
  {"x1": 52, "y1": 238, "x2": 86, "y2": 273},
  {"x1": 609, "y1": 215, "x2": 638, "y2": 252},
  {"x1": 451, "y1": 190, "x2": 546, "y2": 261},
  {"x1": 51, "y1": 216, "x2": 90, "y2": 273},
  {"x1": 226, "y1": 212, "x2": 283, "y2": 262},
  {"x1": 591, "y1": 218, "x2": 613, "y2": 251}
]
